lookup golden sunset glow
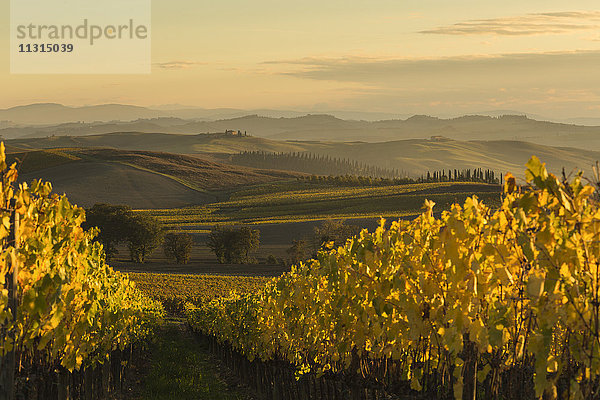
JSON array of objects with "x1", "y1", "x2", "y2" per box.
[{"x1": 2, "y1": 0, "x2": 600, "y2": 117}]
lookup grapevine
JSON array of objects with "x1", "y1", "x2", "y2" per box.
[
  {"x1": 187, "y1": 156, "x2": 600, "y2": 399},
  {"x1": 0, "y1": 142, "x2": 163, "y2": 373}
]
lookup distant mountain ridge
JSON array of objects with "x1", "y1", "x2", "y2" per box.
[
  {"x1": 4, "y1": 102, "x2": 599, "y2": 126},
  {"x1": 4, "y1": 111, "x2": 600, "y2": 152},
  {"x1": 1, "y1": 103, "x2": 161, "y2": 125},
  {"x1": 0, "y1": 103, "x2": 412, "y2": 125}
]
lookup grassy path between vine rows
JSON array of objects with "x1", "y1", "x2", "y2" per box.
[{"x1": 131, "y1": 320, "x2": 255, "y2": 400}]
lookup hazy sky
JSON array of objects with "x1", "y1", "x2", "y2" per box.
[{"x1": 2, "y1": 0, "x2": 600, "y2": 117}]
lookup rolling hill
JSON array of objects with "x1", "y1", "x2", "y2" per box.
[
  {"x1": 8, "y1": 132, "x2": 600, "y2": 178},
  {"x1": 6, "y1": 132, "x2": 306, "y2": 155},
  {"x1": 5, "y1": 112, "x2": 600, "y2": 152},
  {"x1": 297, "y1": 138, "x2": 600, "y2": 178},
  {"x1": 0, "y1": 103, "x2": 408, "y2": 127},
  {"x1": 20, "y1": 162, "x2": 213, "y2": 209},
  {"x1": 0, "y1": 103, "x2": 162, "y2": 125},
  {"x1": 14, "y1": 148, "x2": 302, "y2": 208}
]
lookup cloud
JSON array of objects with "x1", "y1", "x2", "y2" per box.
[
  {"x1": 420, "y1": 11, "x2": 600, "y2": 36},
  {"x1": 263, "y1": 51, "x2": 600, "y2": 87},
  {"x1": 153, "y1": 61, "x2": 206, "y2": 70},
  {"x1": 261, "y1": 51, "x2": 600, "y2": 117},
  {"x1": 538, "y1": 11, "x2": 600, "y2": 19}
]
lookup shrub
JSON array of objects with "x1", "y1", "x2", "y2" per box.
[
  {"x1": 164, "y1": 233, "x2": 194, "y2": 264},
  {"x1": 207, "y1": 226, "x2": 260, "y2": 264},
  {"x1": 286, "y1": 239, "x2": 308, "y2": 265}
]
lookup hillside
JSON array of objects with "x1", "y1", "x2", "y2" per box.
[
  {"x1": 5, "y1": 112, "x2": 600, "y2": 151},
  {"x1": 14, "y1": 148, "x2": 302, "y2": 208},
  {"x1": 20, "y1": 162, "x2": 213, "y2": 209},
  {"x1": 6, "y1": 132, "x2": 307, "y2": 155},
  {"x1": 0, "y1": 103, "x2": 162, "y2": 125},
  {"x1": 0, "y1": 103, "x2": 408, "y2": 127},
  {"x1": 300, "y1": 138, "x2": 600, "y2": 177},
  {"x1": 8, "y1": 132, "x2": 600, "y2": 178},
  {"x1": 69, "y1": 148, "x2": 301, "y2": 190},
  {"x1": 145, "y1": 181, "x2": 501, "y2": 227}
]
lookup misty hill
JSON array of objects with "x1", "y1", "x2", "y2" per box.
[
  {"x1": 0, "y1": 103, "x2": 409, "y2": 127},
  {"x1": 306, "y1": 138, "x2": 600, "y2": 179},
  {"x1": 0, "y1": 114, "x2": 359, "y2": 139},
  {"x1": 6, "y1": 132, "x2": 308, "y2": 154},
  {"x1": 258, "y1": 114, "x2": 600, "y2": 149},
  {"x1": 0, "y1": 119, "x2": 194, "y2": 139},
  {"x1": 4, "y1": 112, "x2": 600, "y2": 151},
  {"x1": 12, "y1": 148, "x2": 301, "y2": 208},
  {"x1": 8, "y1": 132, "x2": 600, "y2": 178},
  {"x1": 0, "y1": 103, "x2": 164, "y2": 125}
]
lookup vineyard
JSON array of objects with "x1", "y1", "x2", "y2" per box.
[
  {"x1": 185, "y1": 157, "x2": 600, "y2": 399},
  {"x1": 3, "y1": 138, "x2": 599, "y2": 400},
  {"x1": 0, "y1": 143, "x2": 164, "y2": 399},
  {"x1": 128, "y1": 273, "x2": 270, "y2": 314},
  {"x1": 141, "y1": 181, "x2": 501, "y2": 229}
]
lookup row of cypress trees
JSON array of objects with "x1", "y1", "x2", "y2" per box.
[{"x1": 232, "y1": 151, "x2": 501, "y2": 184}]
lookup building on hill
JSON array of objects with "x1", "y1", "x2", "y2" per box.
[{"x1": 430, "y1": 135, "x2": 450, "y2": 141}]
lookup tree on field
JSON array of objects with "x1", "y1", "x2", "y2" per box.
[
  {"x1": 84, "y1": 203, "x2": 164, "y2": 263},
  {"x1": 313, "y1": 219, "x2": 360, "y2": 252},
  {"x1": 237, "y1": 226, "x2": 260, "y2": 263},
  {"x1": 126, "y1": 214, "x2": 164, "y2": 263},
  {"x1": 207, "y1": 226, "x2": 230, "y2": 263},
  {"x1": 207, "y1": 226, "x2": 260, "y2": 264},
  {"x1": 83, "y1": 203, "x2": 133, "y2": 259},
  {"x1": 164, "y1": 233, "x2": 194, "y2": 264},
  {"x1": 287, "y1": 239, "x2": 309, "y2": 265}
]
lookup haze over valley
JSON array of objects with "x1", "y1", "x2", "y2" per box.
[{"x1": 4, "y1": 103, "x2": 600, "y2": 183}]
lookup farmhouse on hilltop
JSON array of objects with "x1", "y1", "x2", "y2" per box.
[{"x1": 225, "y1": 130, "x2": 247, "y2": 136}]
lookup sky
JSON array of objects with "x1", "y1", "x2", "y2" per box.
[{"x1": 1, "y1": 0, "x2": 600, "y2": 118}]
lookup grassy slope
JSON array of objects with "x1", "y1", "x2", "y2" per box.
[
  {"x1": 13, "y1": 147, "x2": 303, "y2": 208},
  {"x1": 20, "y1": 161, "x2": 214, "y2": 209},
  {"x1": 6, "y1": 132, "x2": 306, "y2": 154},
  {"x1": 69, "y1": 148, "x2": 302, "y2": 191},
  {"x1": 6, "y1": 149, "x2": 80, "y2": 173},
  {"x1": 8, "y1": 133, "x2": 599, "y2": 178}
]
